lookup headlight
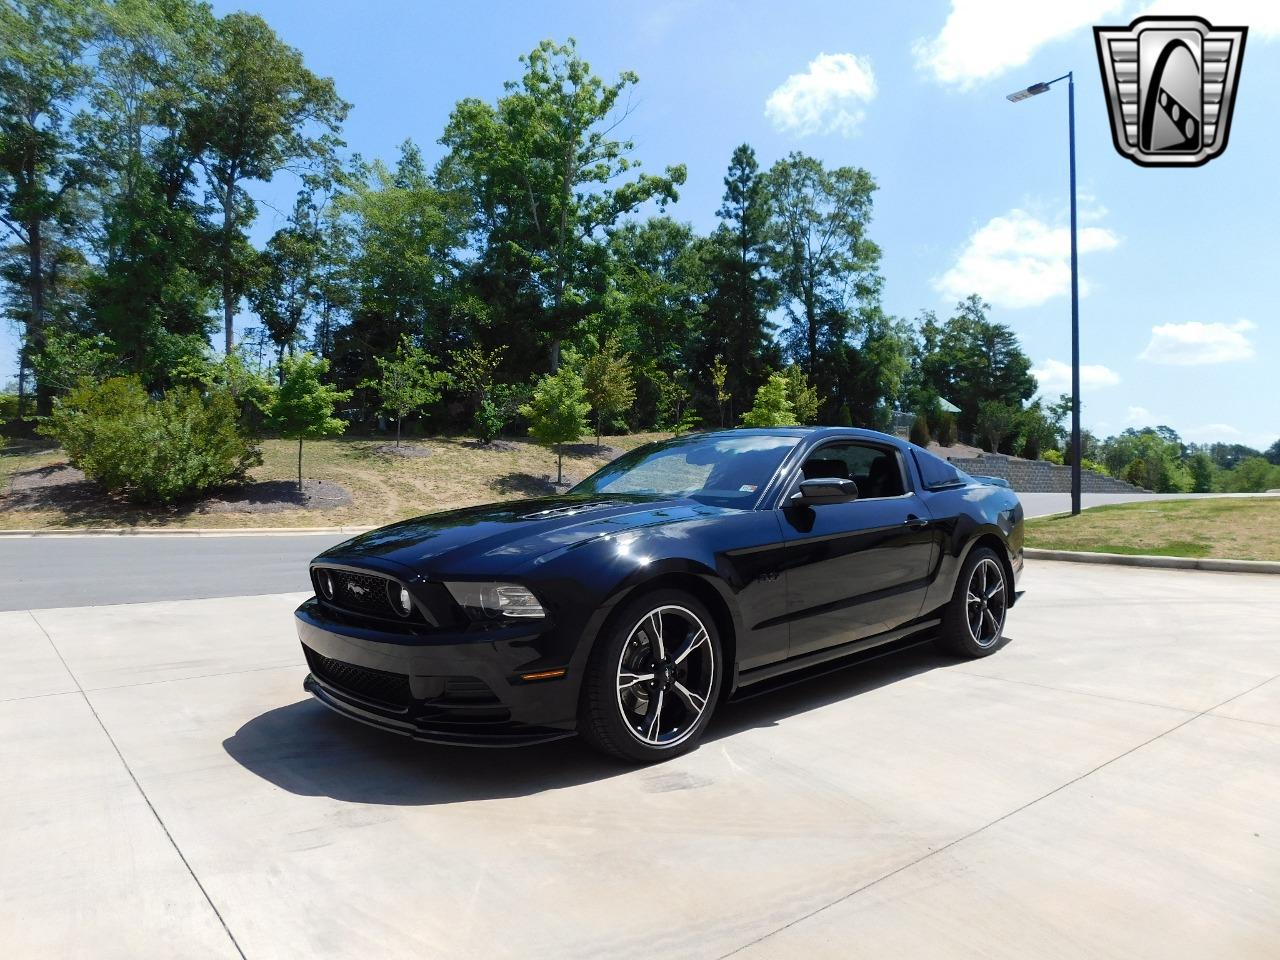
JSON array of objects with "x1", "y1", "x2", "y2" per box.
[{"x1": 444, "y1": 581, "x2": 546, "y2": 620}]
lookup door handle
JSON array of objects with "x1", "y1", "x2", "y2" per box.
[{"x1": 904, "y1": 515, "x2": 929, "y2": 529}]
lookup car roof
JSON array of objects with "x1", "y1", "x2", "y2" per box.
[{"x1": 690, "y1": 426, "x2": 907, "y2": 445}]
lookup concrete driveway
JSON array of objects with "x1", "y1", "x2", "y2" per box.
[{"x1": 3, "y1": 562, "x2": 1278, "y2": 958}]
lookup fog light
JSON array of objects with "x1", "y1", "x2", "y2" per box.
[
  {"x1": 317, "y1": 569, "x2": 334, "y2": 599},
  {"x1": 387, "y1": 581, "x2": 413, "y2": 617}
]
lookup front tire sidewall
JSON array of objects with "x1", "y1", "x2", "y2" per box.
[{"x1": 580, "y1": 589, "x2": 723, "y2": 763}]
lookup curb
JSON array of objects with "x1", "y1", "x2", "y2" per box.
[
  {"x1": 0, "y1": 525, "x2": 374, "y2": 539},
  {"x1": 1024, "y1": 548, "x2": 1280, "y2": 575}
]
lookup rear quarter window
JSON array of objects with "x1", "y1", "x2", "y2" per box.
[{"x1": 912, "y1": 449, "x2": 965, "y2": 489}]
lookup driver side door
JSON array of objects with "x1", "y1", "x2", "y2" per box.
[{"x1": 778, "y1": 442, "x2": 938, "y2": 659}]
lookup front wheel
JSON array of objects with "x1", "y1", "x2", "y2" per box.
[
  {"x1": 579, "y1": 589, "x2": 723, "y2": 763},
  {"x1": 935, "y1": 546, "x2": 1010, "y2": 658}
]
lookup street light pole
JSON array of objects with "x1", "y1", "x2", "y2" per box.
[{"x1": 1008, "y1": 71, "x2": 1082, "y2": 516}]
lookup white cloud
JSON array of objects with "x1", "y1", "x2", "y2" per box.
[
  {"x1": 1126, "y1": 405, "x2": 1151, "y2": 424},
  {"x1": 915, "y1": 1, "x2": 1278, "y2": 91},
  {"x1": 913, "y1": 1, "x2": 1122, "y2": 89},
  {"x1": 1032, "y1": 358, "x2": 1121, "y2": 392},
  {"x1": 933, "y1": 209, "x2": 1120, "y2": 308},
  {"x1": 1139, "y1": 319, "x2": 1256, "y2": 365},
  {"x1": 765, "y1": 53, "x2": 876, "y2": 137},
  {"x1": 1182, "y1": 423, "x2": 1242, "y2": 443}
]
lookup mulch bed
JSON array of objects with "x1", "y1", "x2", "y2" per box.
[
  {"x1": 369, "y1": 442, "x2": 433, "y2": 459},
  {"x1": 462, "y1": 439, "x2": 520, "y2": 452},
  {"x1": 1, "y1": 463, "x2": 351, "y2": 516}
]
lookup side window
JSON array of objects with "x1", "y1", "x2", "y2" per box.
[
  {"x1": 913, "y1": 449, "x2": 964, "y2": 489},
  {"x1": 800, "y1": 443, "x2": 906, "y2": 499}
]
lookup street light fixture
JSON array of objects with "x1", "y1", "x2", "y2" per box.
[{"x1": 1006, "y1": 71, "x2": 1081, "y2": 516}]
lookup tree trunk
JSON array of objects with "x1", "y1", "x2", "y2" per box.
[
  {"x1": 595, "y1": 412, "x2": 602, "y2": 448},
  {"x1": 27, "y1": 212, "x2": 51, "y2": 415},
  {"x1": 396, "y1": 416, "x2": 401, "y2": 446},
  {"x1": 297, "y1": 438, "x2": 304, "y2": 492},
  {"x1": 222, "y1": 178, "x2": 236, "y2": 354},
  {"x1": 556, "y1": 446, "x2": 563, "y2": 485}
]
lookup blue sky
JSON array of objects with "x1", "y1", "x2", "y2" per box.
[{"x1": 6, "y1": 0, "x2": 1276, "y2": 449}]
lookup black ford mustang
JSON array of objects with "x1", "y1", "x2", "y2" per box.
[{"x1": 295, "y1": 427, "x2": 1024, "y2": 762}]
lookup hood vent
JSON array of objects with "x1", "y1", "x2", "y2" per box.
[{"x1": 519, "y1": 501, "x2": 617, "y2": 521}]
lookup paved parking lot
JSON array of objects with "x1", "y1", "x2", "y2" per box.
[{"x1": 3, "y1": 561, "x2": 1278, "y2": 958}]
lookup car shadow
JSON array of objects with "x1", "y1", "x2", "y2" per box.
[{"x1": 222, "y1": 638, "x2": 966, "y2": 807}]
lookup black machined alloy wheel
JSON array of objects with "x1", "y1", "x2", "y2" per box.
[
  {"x1": 615, "y1": 605, "x2": 715, "y2": 748},
  {"x1": 965, "y1": 557, "x2": 1007, "y2": 648},
  {"x1": 581, "y1": 589, "x2": 723, "y2": 763},
  {"x1": 936, "y1": 546, "x2": 1010, "y2": 658}
]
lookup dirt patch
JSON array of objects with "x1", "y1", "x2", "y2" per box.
[
  {"x1": 490, "y1": 472, "x2": 576, "y2": 497},
  {"x1": 198, "y1": 479, "x2": 352, "y2": 514},
  {"x1": 563, "y1": 442, "x2": 623, "y2": 461},
  {"x1": 1, "y1": 464, "x2": 105, "y2": 513},
  {"x1": 370, "y1": 443, "x2": 433, "y2": 459},
  {"x1": 462, "y1": 439, "x2": 520, "y2": 452},
  {"x1": 1, "y1": 463, "x2": 351, "y2": 517}
]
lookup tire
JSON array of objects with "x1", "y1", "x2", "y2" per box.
[
  {"x1": 935, "y1": 546, "x2": 1011, "y2": 658},
  {"x1": 579, "y1": 588, "x2": 723, "y2": 763}
]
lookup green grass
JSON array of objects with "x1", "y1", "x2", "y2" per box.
[
  {"x1": 0, "y1": 432, "x2": 669, "y2": 530},
  {"x1": 1025, "y1": 496, "x2": 1280, "y2": 562}
]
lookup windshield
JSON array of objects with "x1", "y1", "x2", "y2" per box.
[{"x1": 570, "y1": 432, "x2": 800, "y2": 508}]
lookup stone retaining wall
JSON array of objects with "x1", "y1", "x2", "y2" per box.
[{"x1": 946, "y1": 453, "x2": 1147, "y2": 494}]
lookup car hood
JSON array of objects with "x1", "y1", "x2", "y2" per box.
[{"x1": 318, "y1": 493, "x2": 731, "y2": 575}]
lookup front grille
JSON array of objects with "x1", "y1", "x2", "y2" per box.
[
  {"x1": 315, "y1": 567, "x2": 403, "y2": 620},
  {"x1": 305, "y1": 648, "x2": 411, "y2": 707}
]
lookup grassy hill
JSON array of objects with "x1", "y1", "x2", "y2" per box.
[{"x1": 0, "y1": 433, "x2": 667, "y2": 531}]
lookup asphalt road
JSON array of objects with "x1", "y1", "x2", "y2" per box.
[
  {"x1": 4, "y1": 562, "x2": 1278, "y2": 958},
  {"x1": 1, "y1": 492, "x2": 1268, "y2": 611}
]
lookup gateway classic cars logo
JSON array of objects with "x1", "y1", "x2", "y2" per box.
[{"x1": 1094, "y1": 15, "x2": 1247, "y2": 167}]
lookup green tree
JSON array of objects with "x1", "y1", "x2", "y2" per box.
[
  {"x1": 835, "y1": 403, "x2": 853, "y2": 427},
  {"x1": 0, "y1": 0, "x2": 96, "y2": 413},
  {"x1": 184, "y1": 11, "x2": 348, "y2": 353},
  {"x1": 361, "y1": 335, "x2": 450, "y2": 445},
  {"x1": 1221, "y1": 456, "x2": 1280, "y2": 493},
  {"x1": 915, "y1": 296, "x2": 1036, "y2": 435},
  {"x1": 699, "y1": 144, "x2": 777, "y2": 421},
  {"x1": 579, "y1": 333, "x2": 634, "y2": 446},
  {"x1": 976, "y1": 399, "x2": 1020, "y2": 453},
  {"x1": 31, "y1": 329, "x2": 122, "y2": 391},
  {"x1": 249, "y1": 192, "x2": 324, "y2": 371},
  {"x1": 764, "y1": 152, "x2": 881, "y2": 396},
  {"x1": 710, "y1": 354, "x2": 730, "y2": 428},
  {"x1": 439, "y1": 38, "x2": 686, "y2": 369},
  {"x1": 1188, "y1": 451, "x2": 1215, "y2": 493},
  {"x1": 782, "y1": 363, "x2": 819, "y2": 424},
  {"x1": 264, "y1": 352, "x2": 350, "y2": 489},
  {"x1": 333, "y1": 142, "x2": 467, "y2": 382},
  {"x1": 521, "y1": 365, "x2": 591, "y2": 485},
  {"x1": 740, "y1": 373, "x2": 797, "y2": 427}
]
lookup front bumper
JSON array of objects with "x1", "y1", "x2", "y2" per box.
[{"x1": 295, "y1": 597, "x2": 579, "y2": 747}]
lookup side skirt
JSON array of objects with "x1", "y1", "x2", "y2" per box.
[{"x1": 730, "y1": 618, "x2": 941, "y2": 701}]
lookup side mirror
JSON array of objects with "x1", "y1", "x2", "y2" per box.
[{"x1": 790, "y1": 477, "x2": 859, "y2": 505}]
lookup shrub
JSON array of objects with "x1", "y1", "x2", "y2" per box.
[
  {"x1": 741, "y1": 374, "x2": 797, "y2": 428},
  {"x1": 909, "y1": 413, "x2": 930, "y2": 447},
  {"x1": 44, "y1": 376, "x2": 261, "y2": 504},
  {"x1": 935, "y1": 412, "x2": 957, "y2": 446},
  {"x1": 835, "y1": 403, "x2": 853, "y2": 427},
  {"x1": 1041, "y1": 448, "x2": 1064, "y2": 465}
]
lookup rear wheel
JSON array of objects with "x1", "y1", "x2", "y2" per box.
[
  {"x1": 936, "y1": 546, "x2": 1010, "y2": 658},
  {"x1": 579, "y1": 589, "x2": 722, "y2": 763}
]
